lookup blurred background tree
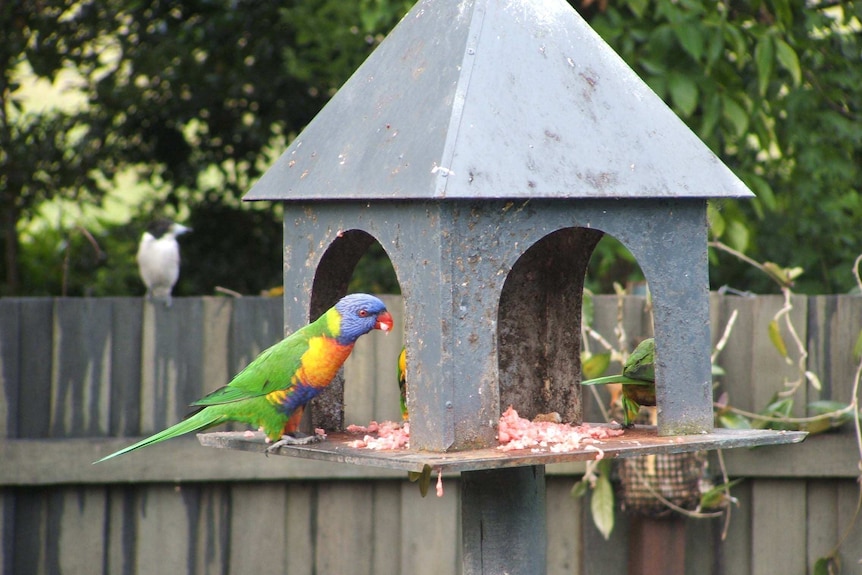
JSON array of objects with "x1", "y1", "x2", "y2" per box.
[{"x1": 1, "y1": 0, "x2": 859, "y2": 297}]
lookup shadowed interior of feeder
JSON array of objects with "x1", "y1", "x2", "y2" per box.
[{"x1": 498, "y1": 226, "x2": 604, "y2": 424}]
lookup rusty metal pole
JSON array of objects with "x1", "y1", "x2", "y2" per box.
[{"x1": 461, "y1": 466, "x2": 547, "y2": 574}]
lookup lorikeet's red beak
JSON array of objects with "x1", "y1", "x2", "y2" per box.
[{"x1": 375, "y1": 310, "x2": 394, "y2": 333}]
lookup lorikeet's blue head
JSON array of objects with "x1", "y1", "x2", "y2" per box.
[{"x1": 334, "y1": 294, "x2": 393, "y2": 345}]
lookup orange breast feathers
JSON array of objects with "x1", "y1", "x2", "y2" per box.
[{"x1": 293, "y1": 336, "x2": 355, "y2": 389}]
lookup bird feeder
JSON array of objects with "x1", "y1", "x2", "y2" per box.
[{"x1": 201, "y1": 0, "x2": 805, "y2": 572}]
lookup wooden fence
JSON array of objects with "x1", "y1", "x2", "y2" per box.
[{"x1": 1, "y1": 294, "x2": 860, "y2": 574}]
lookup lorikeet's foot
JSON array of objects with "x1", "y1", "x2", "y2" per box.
[{"x1": 265, "y1": 433, "x2": 323, "y2": 454}]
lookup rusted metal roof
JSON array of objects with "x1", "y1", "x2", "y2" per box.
[{"x1": 245, "y1": 0, "x2": 753, "y2": 201}]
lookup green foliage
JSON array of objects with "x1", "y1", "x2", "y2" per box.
[
  {"x1": 348, "y1": 242, "x2": 401, "y2": 294},
  {"x1": 589, "y1": 460, "x2": 615, "y2": 540},
  {"x1": 2, "y1": 0, "x2": 412, "y2": 296},
  {"x1": 571, "y1": 459, "x2": 615, "y2": 540},
  {"x1": 3, "y1": 0, "x2": 861, "y2": 296},
  {"x1": 581, "y1": 352, "x2": 611, "y2": 380},
  {"x1": 699, "y1": 478, "x2": 744, "y2": 511},
  {"x1": 813, "y1": 556, "x2": 839, "y2": 575},
  {"x1": 577, "y1": 0, "x2": 862, "y2": 294}
]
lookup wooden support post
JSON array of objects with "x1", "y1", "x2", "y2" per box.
[
  {"x1": 627, "y1": 515, "x2": 687, "y2": 575},
  {"x1": 461, "y1": 466, "x2": 547, "y2": 574}
]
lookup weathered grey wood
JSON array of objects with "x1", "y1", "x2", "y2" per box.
[
  {"x1": 227, "y1": 483, "x2": 288, "y2": 575},
  {"x1": 50, "y1": 298, "x2": 113, "y2": 437},
  {"x1": 684, "y1": 512, "x2": 719, "y2": 575},
  {"x1": 284, "y1": 483, "x2": 315, "y2": 575},
  {"x1": 400, "y1": 477, "x2": 460, "y2": 575},
  {"x1": 710, "y1": 294, "x2": 758, "y2": 410},
  {"x1": 808, "y1": 295, "x2": 862, "y2": 405},
  {"x1": 0, "y1": 438, "x2": 407, "y2": 485},
  {"x1": 751, "y1": 479, "x2": 807, "y2": 575},
  {"x1": 134, "y1": 484, "x2": 193, "y2": 575},
  {"x1": 52, "y1": 486, "x2": 106, "y2": 575},
  {"x1": 140, "y1": 298, "x2": 207, "y2": 434},
  {"x1": 315, "y1": 482, "x2": 375, "y2": 574},
  {"x1": 0, "y1": 299, "x2": 20, "y2": 438},
  {"x1": 461, "y1": 466, "x2": 547, "y2": 575},
  {"x1": 17, "y1": 299, "x2": 54, "y2": 438},
  {"x1": 806, "y1": 480, "x2": 838, "y2": 574},
  {"x1": 105, "y1": 486, "x2": 138, "y2": 575},
  {"x1": 201, "y1": 297, "x2": 232, "y2": 389},
  {"x1": 190, "y1": 484, "x2": 231, "y2": 575},
  {"x1": 0, "y1": 304, "x2": 23, "y2": 575},
  {"x1": 836, "y1": 479, "x2": 862, "y2": 574},
  {"x1": 719, "y1": 481, "x2": 752, "y2": 575},
  {"x1": 108, "y1": 298, "x2": 144, "y2": 436},
  {"x1": 371, "y1": 482, "x2": 401, "y2": 575},
  {"x1": 0, "y1": 490, "x2": 13, "y2": 575},
  {"x1": 11, "y1": 488, "x2": 48, "y2": 573},
  {"x1": 719, "y1": 434, "x2": 859, "y2": 478},
  {"x1": 546, "y1": 477, "x2": 583, "y2": 575}
]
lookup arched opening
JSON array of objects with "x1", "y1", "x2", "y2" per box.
[
  {"x1": 308, "y1": 229, "x2": 403, "y2": 430},
  {"x1": 497, "y1": 226, "x2": 604, "y2": 424}
]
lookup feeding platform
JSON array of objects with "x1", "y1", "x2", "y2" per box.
[{"x1": 199, "y1": 427, "x2": 806, "y2": 474}]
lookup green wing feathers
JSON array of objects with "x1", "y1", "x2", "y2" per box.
[
  {"x1": 94, "y1": 408, "x2": 228, "y2": 463},
  {"x1": 622, "y1": 338, "x2": 655, "y2": 381},
  {"x1": 192, "y1": 332, "x2": 309, "y2": 407}
]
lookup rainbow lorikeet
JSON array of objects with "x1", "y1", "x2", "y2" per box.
[
  {"x1": 397, "y1": 346, "x2": 408, "y2": 421},
  {"x1": 95, "y1": 293, "x2": 394, "y2": 462},
  {"x1": 581, "y1": 338, "x2": 656, "y2": 427}
]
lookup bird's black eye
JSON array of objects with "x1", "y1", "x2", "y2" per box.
[{"x1": 358, "y1": 309, "x2": 369, "y2": 317}]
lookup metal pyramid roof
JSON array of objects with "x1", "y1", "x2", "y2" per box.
[{"x1": 245, "y1": 0, "x2": 753, "y2": 201}]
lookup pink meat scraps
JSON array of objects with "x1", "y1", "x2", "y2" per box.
[
  {"x1": 345, "y1": 407, "x2": 623, "y2": 455},
  {"x1": 346, "y1": 420, "x2": 410, "y2": 450},
  {"x1": 497, "y1": 406, "x2": 624, "y2": 454}
]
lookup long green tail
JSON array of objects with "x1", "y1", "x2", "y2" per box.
[{"x1": 94, "y1": 408, "x2": 227, "y2": 463}]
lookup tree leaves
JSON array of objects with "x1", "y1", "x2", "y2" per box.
[
  {"x1": 768, "y1": 319, "x2": 789, "y2": 361},
  {"x1": 582, "y1": 352, "x2": 612, "y2": 380},
  {"x1": 813, "y1": 556, "x2": 839, "y2": 575},
  {"x1": 755, "y1": 35, "x2": 775, "y2": 97},
  {"x1": 590, "y1": 462, "x2": 615, "y2": 540},
  {"x1": 668, "y1": 72, "x2": 698, "y2": 117},
  {"x1": 584, "y1": 0, "x2": 862, "y2": 295},
  {"x1": 774, "y1": 38, "x2": 801, "y2": 86}
]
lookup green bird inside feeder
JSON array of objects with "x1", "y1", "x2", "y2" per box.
[{"x1": 581, "y1": 337, "x2": 657, "y2": 427}]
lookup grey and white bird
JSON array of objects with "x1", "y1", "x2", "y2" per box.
[{"x1": 137, "y1": 219, "x2": 191, "y2": 307}]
